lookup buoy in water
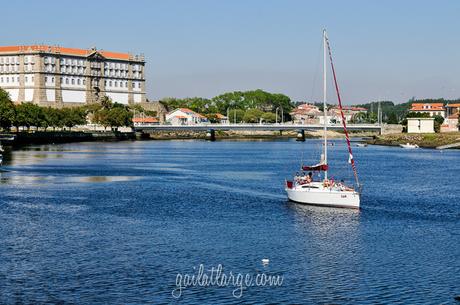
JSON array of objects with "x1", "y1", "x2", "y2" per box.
[{"x1": 261, "y1": 258, "x2": 269, "y2": 265}]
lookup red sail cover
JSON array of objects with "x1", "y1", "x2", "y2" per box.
[{"x1": 302, "y1": 164, "x2": 328, "y2": 171}]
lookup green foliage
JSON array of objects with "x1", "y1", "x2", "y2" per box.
[
  {"x1": 387, "y1": 112, "x2": 399, "y2": 124},
  {"x1": 243, "y1": 108, "x2": 264, "y2": 123},
  {"x1": 350, "y1": 111, "x2": 377, "y2": 123},
  {"x1": 433, "y1": 115, "x2": 444, "y2": 133},
  {"x1": 228, "y1": 109, "x2": 245, "y2": 123},
  {"x1": 406, "y1": 112, "x2": 430, "y2": 118},
  {"x1": 161, "y1": 90, "x2": 293, "y2": 121},
  {"x1": 261, "y1": 112, "x2": 277, "y2": 123},
  {"x1": 0, "y1": 88, "x2": 15, "y2": 130}
]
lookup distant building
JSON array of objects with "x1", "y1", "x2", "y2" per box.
[
  {"x1": 410, "y1": 103, "x2": 445, "y2": 118},
  {"x1": 441, "y1": 103, "x2": 460, "y2": 132},
  {"x1": 133, "y1": 117, "x2": 159, "y2": 126},
  {"x1": 0, "y1": 45, "x2": 146, "y2": 106},
  {"x1": 331, "y1": 106, "x2": 367, "y2": 122},
  {"x1": 407, "y1": 117, "x2": 435, "y2": 133},
  {"x1": 166, "y1": 108, "x2": 208, "y2": 125},
  {"x1": 215, "y1": 113, "x2": 228, "y2": 124},
  {"x1": 290, "y1": 104, "x2": 321, "y2": 124}
]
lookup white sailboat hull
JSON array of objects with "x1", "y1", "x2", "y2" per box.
[{"x1": 285, "y1": 184, "x2": 360, "y2": 209}]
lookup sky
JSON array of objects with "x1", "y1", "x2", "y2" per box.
[{"x1": 1, "y1": 0, "x2": 460, "y2": 104}]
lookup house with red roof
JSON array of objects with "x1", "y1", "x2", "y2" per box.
[
  {"x1": 132, "y1": 117, "x2": 159, "y2": 126},
  {"x1": 409, "y1": 103, "x2": 445, "y2": 118},
  {"x1": 290, "y1": 104, "x2": 322, "y2": 124},
  {"x1": 165, "y1": 108, "x2": 208, "y2": 125},
  {"x1": 441, "y1": 103, "x2": 460, "y2": 132}
]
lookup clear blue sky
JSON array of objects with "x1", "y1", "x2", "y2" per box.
[{"x1": 2, "y1": 0, "x2": 459, "y2": 104}]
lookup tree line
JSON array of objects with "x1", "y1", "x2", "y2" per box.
[
  {"x1": 161, "y1": 89, "x2": 292, "y2": 123},
  {"x1": 0, "y1": 88, "x2": 156, "y2": 132}
]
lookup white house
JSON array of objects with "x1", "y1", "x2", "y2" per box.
[
  {"x1": 166, "y1": 108, "x2": 208, "y2": 125},
  {"x1": 410, "y1": 103, "x2": 445, "y2": 118},
  {"x1": 407, "y1": 118, "x2": 435, "y2": 133}
]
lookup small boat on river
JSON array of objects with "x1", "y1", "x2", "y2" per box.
[
  {"x1": 285, "y1": 30, "x2": 361, "y2": 209},
  {"x1": 399, "y1": 143, "x2": 419, "y2": 149}
]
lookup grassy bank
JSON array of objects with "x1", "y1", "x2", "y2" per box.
[{"x1": 367, "y1": 132, "x2": 460, "y2": 148}]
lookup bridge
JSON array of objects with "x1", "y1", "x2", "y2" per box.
[{"x1": 134, "y1": 123, "x2": 382, "y2": 141}]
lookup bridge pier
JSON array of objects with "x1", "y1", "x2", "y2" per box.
[
  {"x1": 296, "y1": 130, "x2": 305, "y2": 142},
  {"x1": 206, "y1": 129, "x2": 216, "y2": 141}
]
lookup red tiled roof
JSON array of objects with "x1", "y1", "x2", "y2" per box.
[
  {"x1": 410, "y1": 103, "x2": 444, "y2": 111},
  {"x1": 215, "y1": 113, "x2": 227, "y2": 119},
  {"x1": 175, "y1": 108, "x2": 207, "y2": 118},
  {"x1": 0, "y1": 45, "x2": 131, "y2": 60},
  {"x1": 446, "y1": 103, "x2": 460, "y2": 108},
  {"x1": 132, "y1": 117, "x2": 158, "y2": 123}
]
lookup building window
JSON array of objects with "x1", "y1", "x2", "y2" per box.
[
  {"x1": 71, "y1": 78, "x2": 75, "y2": 85},
  {"x1": 125, "y1": 81, "x2": 128, "y2": 87},
  {"x1": 31, "y1": 76, "x2": 34, "y2": 82},
  {"x1": 65, "y1": 78, "x2": 69, "y2": 84},
  {"x1": 115, "y1": 81, "x2": 118, "y2": 87},
  {"x1": 109, "y1": 80, "x2": 112, "y2": 86},
  {"x1": 138, "y1": 82, "x2": 141, "y2": 88},
  {"x1": 52, "y1": 77, "x2": 54, "y2": 83},
  {"x1": 77, "y1": 79, "x2": 81, "y2": 85},
  {"x1": 25, "y1": 76, "x2": 28, "y2": 82},
  {"x1": 45, "y1": 76, "x2": 48, "y2": 82},
  {"x1": 83, "y1": 79, "x2": 86, "y2": 85},
  {"x1": 6, "y1": 77, "x2": 9, "y2": 83}
]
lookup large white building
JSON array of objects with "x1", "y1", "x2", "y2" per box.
[{"x1": 0, "y1": 45, "x2": 146, "y2": 106}]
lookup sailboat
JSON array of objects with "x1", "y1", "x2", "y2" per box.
[{"x1": 285, "y1": 30, "x2": 361, "y2": 209}]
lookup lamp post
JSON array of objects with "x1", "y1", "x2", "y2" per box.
[{"x1": 276, "y1": 107, "x2": 284, "y2": 124}]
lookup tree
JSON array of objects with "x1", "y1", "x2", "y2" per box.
[
  {"x1": 228, "y1": 109, "x2": 244, "y2": 123},
  {"x1": 107, "y1": 107, "x2": 133, "y2": 129},
  {"x1": 433, "y1": 115, "x2": 444, "y2": 133},
  {"x1": 0, "y1": 88, "x2": 15, "y2": 131},
  {"x1": 14, "y1": 103, "x2": 43, "y2": 131},
  {"x1": 387, "y1": 112, "x2": 399, "y2": 124},
  {"x1": 243, "y1": 108, "x2": 264, "y2": 123},
  {"x1": 261, "y1": 112, "x2": 276, "y2": 123},
  {"x1": 61, "y1": 107, "x2": 86, "y2": 131}
]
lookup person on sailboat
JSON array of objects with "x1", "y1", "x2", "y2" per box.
[{"x1": 305, "y1": 172, "x2": 313, "y2": 183}]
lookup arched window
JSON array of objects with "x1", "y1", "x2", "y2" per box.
[{"x1": 109, "y1": 80, "x2": 112, "y2": 86}]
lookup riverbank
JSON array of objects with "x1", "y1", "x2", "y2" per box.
[
  {"x1": 144, "y1": 129, "x2": 378, "y2": 140},
  {"x1": 0, "y1": 129, "x2": 381, "y2": 147},
  {"x1": 0, "y1": 131, "x2": 136, "y2": 147},
  {"x1": 367, "y1": 132, "x2": 460, "y2": 148}
]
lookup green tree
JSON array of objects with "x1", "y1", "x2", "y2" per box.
[
  {"x1": 61, "y1": 107, "x2": 86, "y2": 131},
  {"x1": 228, "y1": 109, "x2": 245, "y2": 123},
  {"x1": 243, "y1": 108, "x2": 264, "y2": 123},
  {"x1": 107, "y1": 107, "x2": 133, "y2": 129},
  {"x1": 14, "y1": 103, "x2": 43, "y2": 131},
  {"x1": 387, "y1": 112, "x2": 399, "y2": 124},
  {"x1": 261, "y1": 112, "x2": 277, "y2": 123},
  {"x1": 433, "y1": 115, "x2": 444, "y2": 133},
  {"x1": 0, "y1": 88, "x2": 15, "y2": 131}
]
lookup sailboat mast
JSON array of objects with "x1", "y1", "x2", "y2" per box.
[{"x1": 323, "y1": 29, "x2": 328, "y2": 180}]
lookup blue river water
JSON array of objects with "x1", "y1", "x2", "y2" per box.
[{"x1": 0, "y1": 139, "x2": 459, "y2": 304}]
